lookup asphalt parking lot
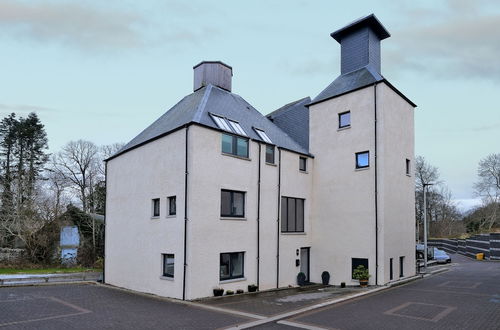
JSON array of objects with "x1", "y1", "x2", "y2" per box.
[{"x1": 1, "y1": 254, "x2": 498, "y2": 329}]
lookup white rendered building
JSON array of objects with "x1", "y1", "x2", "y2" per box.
[{"x1": 105, "y1": 14, "x2": 416, "y2": 300}]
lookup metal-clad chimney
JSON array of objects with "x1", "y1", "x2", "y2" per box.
[
  {"x1": 330, "y1": 14, "x2": 390, "y2": 75},
  {"x1": 193, "y1": 61, "x2": 232, "y2": 92}
]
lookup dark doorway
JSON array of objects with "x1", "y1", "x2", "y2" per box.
[{"x1": 300, "y1": 247, "x2": 310, "y2": 281}]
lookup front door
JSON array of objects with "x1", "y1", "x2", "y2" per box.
[{"x1": 300, "y1": 247, "x2": 310, "y2": 282}]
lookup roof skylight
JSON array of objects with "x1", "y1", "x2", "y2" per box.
[
  {"x1": 254, "y1": 128, "x2": 273, "y2": 144},
  {"x1": 228, "y1": 120, "x2": 247, "y2": 136}
]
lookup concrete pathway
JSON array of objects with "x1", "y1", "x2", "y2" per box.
[{"x1": 0, "y1": 272, "x2": 102, "y2": 286}]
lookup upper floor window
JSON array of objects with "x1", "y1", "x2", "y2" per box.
[
  {"x1": 152, "y1": 198, "x2": 160, "y2": 217},
  {"x1": 406, "y1": 159, "x2": 411, "y2": 175},
  {"x1": 281, "y1": 197, "x2": 305, "y2": 233},
  {"x1": 221, "y1": 189, "x2": 245, "y2": 218},
  {"x1": 356, "y1": 151, "x2": 369, "y2": 169},
  {"x1": 222, "y1": 133, "x2": 249, "y2": 158},
  {"x1": 265, "y1": 145, "x2": 275, "y2": 164},
  {"x1": 168, "y1": 196, "x2": 176, "y2": 216},
  {"x1": 299, "y1": 157, "x2": 307, "y2": 172},
  {"x1": 339, "y1": 111, "x2": 351, "y2": 128}
]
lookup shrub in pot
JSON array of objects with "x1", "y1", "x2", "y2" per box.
[
  {"x1": 340, "y1": 282, "x2": 346, "y2": 288},
  {"x1": 321, "y1": 271, "x2": 330, "y2": 285},
  {"x1": 226, "y1": 290, "x2": 234, "y2": 295},
  {"x1": 248, "y1": 284, "x2": 258, "y2": 292},
  {"x1": 236, "y1": 289, "x2": 244, "y2": 294},
  {"x1": 352, "y1": 265, "x2": 370, "y2": 287},
  {"x1": 297, "y1": 272, "x2": 306, "y2": 286},
  {"x1": 213, "y1": 287, "x2": 224, "y2": 296}
]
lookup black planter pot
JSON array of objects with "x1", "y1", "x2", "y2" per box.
[
  {"x1": 297, "y1": 272, "x2": 306, "y2": 286},
  {"x1": 213, "y1": 289, "x2": 224, "y2": 296},
  {"x1": 321, "y1": 271, "x2": 330, "y2": 285},
  {"x1": 248, "y1": 285, "x2": 258, "y2": 292}
]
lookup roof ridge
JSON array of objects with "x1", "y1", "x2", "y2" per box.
[
  {"x1": 193, "y1": 85, "x2": 212, "y2": 123},
  {"x1": 267, "y1": 96, "x2": 310, "y2": 118}
]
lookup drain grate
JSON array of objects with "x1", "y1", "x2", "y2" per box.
[{"x1": 384, "y1": 302, "x2": 456, "y2": 322}]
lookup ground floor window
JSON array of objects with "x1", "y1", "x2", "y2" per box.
[
  {"x1": 162, "y1": 254, "x2": 174, "y2": 278},
  {"x1": 399, "y1": 256, "x2": 405, "y2": 277},
  {"x1": 352, "y1": 258, "x2": 368, "y2": 279},
  {"x1": 220, "y1": 252, "x2": 244, "y2": 280}
]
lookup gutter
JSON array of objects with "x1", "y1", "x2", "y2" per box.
[
  {"x1": 183, "y1": 125, "x2": 189, "y2": 300},
  {"x1": 257, "y1": 144, "x2": 261, "y2": 288},
  {"x1": 374, "y1": 83, "x2": 379, "y2": 286},
  {"x1": 276, "y1": 148, "x2": 282, "y2": 288}
]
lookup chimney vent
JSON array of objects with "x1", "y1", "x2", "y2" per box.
[
  {"x1": 330, "y1": 14, "x2": 390, "y2": 75},
  {"x1": 193, "y1": 61, "x2": 232, "y2": 92}
]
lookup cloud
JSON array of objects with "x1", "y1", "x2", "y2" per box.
[
  {"x1": 0, "y1": 103, "x2": 58, "y2": 114},
  {"x1": 0, "y1": 0, "x2": 144, "y2": 50},
  {"x1": 386, "y1": 2, "x2": 500, "y2": 82},
  {"x1": 453, "y1": 198, "x2": 482, "y2": 212}
]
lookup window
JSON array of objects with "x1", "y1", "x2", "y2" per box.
[
  {"x1": 406, "y1": 159, "x2": 411, "y2": 175},
  {"x1": 254, "y1": 128, "x2": 273, "y2": 143},
  {"x1": 299, "y1": 157, "x2": 307, "y2": 171},
  {"x1": 221, "y1": 133, "x2": 249, "y2": 158},
  {"x1": 162, "y1": 254, "x2": 174, "y2": 278},
  {"x1": 399, "y1": 256, "x2": 405, "y2": 277},
  {"x1": 281, "y1": 197, "x2": 305, "y2": 232},
  {"x1": 352, "y1": 258, "x2": 368, "y2": 279},
  {"x1": 389, "y1": 258, "x2": 393, "y2": 280},
  {"x1": 265, "y1": 145, "x2": 275, "y2": 164},
  {"x1": 210, "y1": 113, "x2": 247, "y2": 136},
  {"x1": 152, "y1": 198, "x2": 160, "y2": 217},
  {"x1": 356, "y1": 151, "x2": 369, "y2": 169},
  {"x1": 339, "y1": 111, "x2": 351, "y2": 128},
  {"x1": 220, "y1": 252, "x2": 244, "y2": 280},
  {"x1": 221, "y1": 190, "x2": 245, "y2": 217},
  {"x1": 228, "y1": 120, "x2": 247, "y2": 136},
  {"x1": 168, "y1": 196, "x2": 176, "y2": 216}
]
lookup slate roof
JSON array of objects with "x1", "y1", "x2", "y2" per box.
[
  {"x1": 111, "y1": 84, "x2": 310, "y2": 160},
  {"x1": 267, "y1": 97, "x2": 310, "y2": 150},
  {"x1": 330, "y1": 14, "x2": 390, "y2": 42}
]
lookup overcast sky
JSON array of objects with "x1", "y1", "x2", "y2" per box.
[{"x1": 1, "y1": 0, "x2": 499, "y2": 211}]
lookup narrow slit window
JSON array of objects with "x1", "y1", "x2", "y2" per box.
[
  {"x1": 265, "y1": 145, "x2": 275, "y2": 164},
  {"x1": 406, "y1": 159, "x2": 411, "y2": 175},
  {"x1": 152, "y1": 198, "x2": 160, "y2": 217},
  {"x1": 299, "y1": 157, "x2": 307, "y2": 171},
  {"x1": 254, "y1": 128, "x2": 273, "y2": 144}
]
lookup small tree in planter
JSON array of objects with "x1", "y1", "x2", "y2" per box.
[
  {"x1": 297, "y1": 272, "x2": 306, "y2": 286},
  {"x1": 226, "y1": 290, "x2": 234, "y2": 295},
  {"x1": 236, "y1": 289, "x2": 244, "y2": 294},
  {"x1": 352, "y1": 265, "x2": 370, "y2": 287},
  {"x1": 213, "y1": 287, "x2": 224, "y2": 296},
  {"x1": 321, "y1": 271, "x2": 330, "y2": 285},
  {"x1": 248, "y1": 284, "x2": 258, "y2": 292}
]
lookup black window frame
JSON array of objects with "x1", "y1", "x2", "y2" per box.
[
  {"x1": 220, "y1": 252, "x2": 245, "y2": 281},
  {"x1": 299, "y1": 157, "x2": 307, "y2": 172},
  {"x1": 281, "y1": 197, "x2": 305, "y2": 233},
  {"x1": 221, "y1": 133, "x2": 249, "y2": 158},
  {"x1": 162, "y1": 253, "x2": 174, "y2": 278},
  {"x1": 220, "y1": 189, "x2": 246, "y2": 218},
  {"x1": 355, "y1": 151, "x2": 370, "y2": 169},
  {"x1": 265, "y1": 145, "x2": 275, "y2": 164},
  {"x1": 152, "y1": 198, "x2": 160, "y2": 217},
  {"x1": 399, "y1": 256, "x2": 404, "y2": 277},
  {"x1": 351, "y1": 258, "x2": 369, "y2": 279},
  {"x1": 339, "y1": 111, "x2": 351, "y2": 128},
  {"x1": 168, "y1": 196, "x2": 176, "y2": 216},
  {"x1": 406, "y1": 159, "x2": 411, "y2": 175}
]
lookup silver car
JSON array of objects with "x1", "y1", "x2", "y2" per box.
[{"x1": 433, "y1": 248, "x2": 451, "y2": 264}]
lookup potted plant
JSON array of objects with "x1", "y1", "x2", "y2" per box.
[
  {"x1": 213, "y1": 287, "x2": 224, "y2": 296},
  {"x1": 236, "y1": 289, "x2": 244, "y2": 294},
  {"x1": 248, "y1": 284, "x2": 258, "y2": 292},
  {"x1": 321, "y1": 271, "x2": 330, "y2": 285},
  {"x1": 297, "y1": 272, "x2": 306, "y2": 286},
  {"x1": 352, "y1": 265, "x2": 370, "y2": 287},
  {"x1": 340, "y1": 282, "x2": 346, "y2": 288},
  {"x1": 226, "y1": 290, "x2": 234, "y2": 295}
]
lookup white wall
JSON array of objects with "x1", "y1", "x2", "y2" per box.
[{"x1": 105, "y1": 129, "x2": 186, "y2": 299}]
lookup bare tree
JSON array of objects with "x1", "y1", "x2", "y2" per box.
[
  {"x1": 473, "y1": 153, "x2": 500, "y2": 231},
  {"x1": 53, "y1": 140, "x2": 99, "y2": 213}
]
